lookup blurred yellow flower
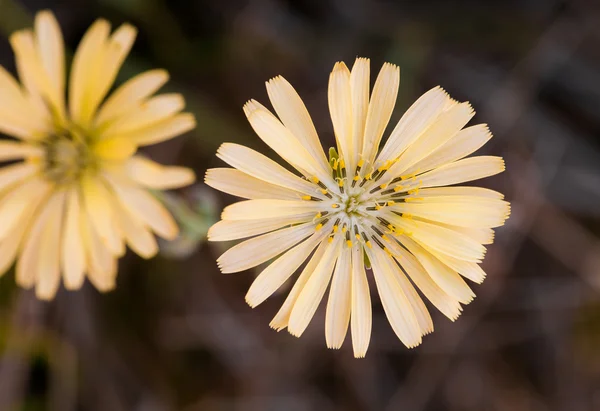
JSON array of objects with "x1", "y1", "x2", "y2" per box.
[
  {"x1": 207, "y1": 58, "x2": 509, "y2": 357},
  {"x1": 0, "y1": 11, "x2": 196, "y2": 300}
]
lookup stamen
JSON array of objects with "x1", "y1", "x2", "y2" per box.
[
  {"x1": 345, "y1": 231, "x2": 352, "y2": 248},
  {"x1": 333, "y1": 218, "x2": 340, "y2": 232},
  {"x1": 302, "y1": 195, "x2": 322, "y2": 201}
]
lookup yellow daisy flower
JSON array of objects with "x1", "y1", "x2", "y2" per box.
[
  {"x1": 0, "y1": 11, "x2": 196, "y2": 300},
  {"x1": 206, "y1": 58, "x2": 509, "y2": 357}
]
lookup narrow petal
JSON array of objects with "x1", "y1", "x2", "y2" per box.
[
  {"x1": 328, "y1": 62, "x2": 354, "y2": 171},
  {"x1": 350, "y1": 245, "x2": 371, "y2": 358},
  {"x1": 80, "y1": 212, "x2": 117, "y2": 292},
  {"x1": 103, "y1": 172, "x2": 178, "y2": 240},
  {"x1": 221, "y1": 199, "x2": 322, "y2": 221},
  {"x1": 416, "y1": 186, "x2": 504, "y2": 200},
  {"x1": 366, "y1": 246, "x2": 422, "y2": 348},
  {"x1": 416, "y1": 156, "x2": 505, "y2": 188},
  {"x1": 361, "y1": 63, "x2": 399, "y2": 166},
  {"x1": 243, "y1": 100, "x2": 331, "y2": 185},
  {"x1": 61, "y1": 189, "x2": 86, "y2": 290},
  {"x1": 270, "y1": 240, "x2": 329, "y2": 331},
  {"x1": 0, "y1": 177, "x2": 51, "y2": 241},
  {"x1": 217, "y1": 143, "x2": 317, "y2": 195},
  {"x1": 69, "y1": 19, "x2": 111, "y2": 126},
  {"x1": 34, "y1": 10, "x2": 66, "y2": 122},
  {"x1": 111, "y1": 194, "x2": 158, "y2": 259},
  {"x1": 385, "y1": 102, "x2": 474, "y2": 181},
  {"x1": 390, "y1": 243, "x2": 462, "y2": 321},
  {"x1": 117, "y1": 113, "x2": 196, "y2": 146},
  {"x1": 266, "y1": 76, "x2": 329, "y2": 174},
  {"x1": 102, "y1": 93, "x2": 185, "y2": 135},
  {"x1": 349, "y1": 57, "x2": 370, "y2": 176},
  {"x1": 217, "y1": 223, "x2": 314, "y2": 273},
  {"x1": 401, "y1": 237, "x2": 475, "y2": 304},
  {"x1": 403, "y1": 124, "x2": 492, "y2": 175},
  {"x1": 81, "y1": 175, "x2": 124, "y2": 256},
  {"x1": 208, "y1": 215, "x2": 313, "y2": 242},
  {"x1": 389, "y1": 215, "x2": 486, "y2": 263},
  {"x1": 288, "y1": 237, "x2": 341, "y2": 337},
  {"x1": 0, "y1": 162, "x2": 40, "y2": 193},
  {"x1": 392, "y1": 197, "x2": 510, "y2": 228},
  {"x1": 84, "y1": 24, "x2": 137, "y2": 123},
  {"x1": 377, "y1": 86, "x2": 450, "y2": 164},
  {"x1": 95, "y1": 69, "x2": 169, "y2": 127},
  {"x1": 0, "y1": 142, "x2": 43, "y2": 162},
  {"x1": 205, "y1": 168, "x2": 301, "y2": 200},
  {"x1": 325, "y1": 245, "x2": 352, "y2": 349},
  {"x1": 35, "y1": 190, "x2": 66, "y2": 300},
  {"x1": 126, "y1": 156, "x2": 195, "y2": 190},
  {"x1": 245, "y1": 229, "x2": 328, "y2": 307}
]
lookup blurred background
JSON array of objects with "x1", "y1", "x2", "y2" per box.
[{"x1": 1, "y1": 0, "x2": 600, "y2": 410}]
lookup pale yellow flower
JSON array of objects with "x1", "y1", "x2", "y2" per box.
[
  {"x1": 0, "y1": 11, "x2": 196, "y2": 300},
  {"x1": 206, "y1": 58, "x2": 509, "y2": 357}
]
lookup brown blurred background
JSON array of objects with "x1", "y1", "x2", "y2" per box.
[{"x1": 1, "y1": 0, "x2": 600, "y2": 410}]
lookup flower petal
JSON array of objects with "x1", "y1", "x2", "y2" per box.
[
  {"x1": 328, "y1": 62, "x2": 354, "y2": 172},
  {"x1": 126, "y1": 156, "x2": 195, "y2": 190},
  {"x1": 325, "y1": 245, "x2": 352, "y2": 349},
  {"x1": 350, "y1": 245, "x2": 371, "y2": 358},
  {"x1": 348, "y1": 57, "x2": 370, "y2": 176},
  {"x1": 205, "y1": 168, "x2": 301, "y2": 200},
  {"x1": 217, "y1": 223, "x2": 314, "y2": 273},
  {"x1": 61, "y1": 188, "x2": 87, "y2": 290},
  {"x1": 208, "y1": 215, "x2": 313, "y2": 242}
]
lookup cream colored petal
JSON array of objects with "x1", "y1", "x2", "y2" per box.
[
  {"x1": 0, "y1": 179, "x2": 49, "y2": 278},
  {"x1": 95, "y1": 69, "x2": 169, "y2": 127},
  {"x1": 81, "y1": 175, "x2": 124, "y2": 256},
  {"x1": 34, "y1": 11, "x2": 66, "y2": 122},
  {"x1": 0, "y1": 142, "x2": 43, "y2": 161},
  {"x1": 244, "y1": 100, "x2": 330, "y2": 184},
  {"x1": 266, "y1": 76, "x2": 329, "y2": 174},
  {"x1": 61, "y1": 189, "x2": 86, "y2": 290},
  {"x1": 103, "y1": 172, "x2": 178, "y2": 240},
  {"x1": 401, "y1": 237, "x2": 475, "y2": 304},
  {"x1": 217, "y1": 223, "x2": 314, "y2": 273},
  {"x1": 118, "y1": 113, "x2": 196, "y2": 146},
  {"x1": 349, "y1": 58, "x2": 370, "y2": 176},
  {"x1": 0, "y1": 177, "x2": 51, "y2": 241},
  {"x1": 386, "y1": 254, "x2": 433, "y2": 336},
  {"x1": 34, "y1": 190, "x2": 66, "y2": 300},
  {"x1": 417, "y1": 156, "x2": 505, "y2": 188},
  {"x1": 377, "y1": 86, "x2": 450, "y2": 164},
  {"x1": 69, "y1": 19, "x2": 111, "y2": 126},
  {"x1": 111, "y1": 194, "x2": 158, "y2": 259},
  {"x1": 366, "y1": 246, "x2": 422, "y2": 348},
  {"x1": 80, "y1": 212, "x2": 117, "y2": 292},
  {"x1": 205, "y1": 168, "x2": 301, "y2": 201},
  {"x1": 325, "y1": 245, "x2": 352, "y2": 349},
  {"x1": 0, "y1": 162, "x2": 39, "y2": 194},
  {"x1": 208, "y1": 215, "x2": 313, "y2": 242},
  {"x1": 126, "y1": 156, "x2": 195, "y2": 190},
  {"x1": 350, "y1": 244, "x2": 371, "y2": 358},
  {"x1": 390, "y1": 243, "x2": 462, "y2": 321},
  {"x1": 328, "y1": 62, "x2": 354, "y2": 172},
  {"x1": 84, "y1": 24, "x2": 137, "y2": 124},
  {"x1": 221, "y1": 199, "x2": 322, "y2": 221},
  {"x1": 93, "y1": 136, "x2": 137, "y2": 161},
  {"x1": 436, "y1": 224, "x2": 495, "y2": 245},
  {"x1": 102, "y1": 94, "x2": 184, "y2": 136},
  {"x1": 389, "y1": 214, "x2": 486, "y2": 263},
  {"x1": 385, "y1": 102, "x2": 474, "y2": 182},
  {"x1": 392, "y1": 197, "x2": 511, "y2": 228},
  {"x1": 288, "y1": 237, "x2": 341, "y2": 337},
  {"x1": 416, "y1": 186, "x2": 504, "y2": 200},
  {"x1": 404, "y1": 124, "x2": 492, "y2": 175},
  {"x1": 245, "y1": 229, "x2": 328, "y2": 307},
  {"x1": 270, "y1": 240, "x2": 329, "y2": 331},
  {"x1": 361, "y1": 63, "x2": 399, "y2": 166},
  {"x1": 216, "y1": 143, "x2": 317, "y2": 195},
  {"x1": 16, "y1": 191, "x2": 53, "y2": 289},
  {"x1": 0, "y1": 53, "x2": 50, "y2": 138},
  {"x1": 422, "y1": 246, "x2": 487, "y2": 284}
]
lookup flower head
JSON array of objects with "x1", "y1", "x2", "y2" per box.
[
  {"x1": 0, "y1": 11, "x2": 196, "y2": 299},
  {"x1": 206, "y1": 58, "x2": 509, "y2": 357}
]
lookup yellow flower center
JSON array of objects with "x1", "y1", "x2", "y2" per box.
[{"x1": 42, "y1": 130, "x2": 96, "y2": 185}]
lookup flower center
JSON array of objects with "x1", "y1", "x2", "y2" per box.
[{"x1": 42, "y1": 130, "x2": 96, "y2": 185}]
